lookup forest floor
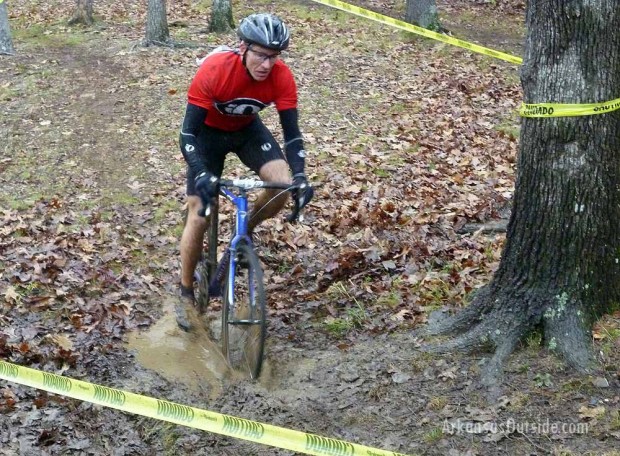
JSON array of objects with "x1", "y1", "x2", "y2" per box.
[{"x1": 1, "y1": 0, "x2": 620, "y2": 455}]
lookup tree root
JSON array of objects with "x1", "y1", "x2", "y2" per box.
[
  {"x1": 141, "y1": 39, "x2": 202, "y2": 49},
  {"x1": 480, "y1": 329, "x2": 521, "y2": 387},
  {"x1": 419, "y1": 283, "x2": 604, "y2": 391},
  {"x1": 423, "y1": 323, "x2": 491, "y2": 354},
  {"x1": 420, "y1": 286, "x2": 493, "y2": 337},
  {"x1": 543, "y1": 307, "x2": 596, "y2": 373}
]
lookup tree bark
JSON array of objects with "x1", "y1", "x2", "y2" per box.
[
  {"x1": 0, "y1": 0, "x2": 14, "y2": 55},
  {"x1": 145, "y1": 0, "x2": 170, "y2": 45},
  {"x1": 422, "y1": 0, "x2": 620, "y2": 387},
  {"x1": 68, "y1": 0, "x2": 94, "y2": 26},
  {"x1": 405, "y1": 0, "x2": 442, "y2": 32},
  {"x1": 209, "y1": 0, "x2": 234, "y2": 33}
]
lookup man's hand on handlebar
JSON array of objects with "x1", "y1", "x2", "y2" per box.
[{"x1": 195, "y1": 171, "x2": 219, "y2": 207}]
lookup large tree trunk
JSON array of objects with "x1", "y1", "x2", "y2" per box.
[
  {"x1": 0, "y1": 0, "x2": 14, "y2": 55},
  {"x1": 68, "y1": 0, "x2": 94, "y2": 26},
  {"x1": 209, "y1": 0, "x2": 234, "y2": 33},
  {"x1": 405, "y1": 0, "x2": 442, "y2": 32},
  {"x1": 423, "y1": 0, "x2": 620, "y2": 387},
  {"x1": 145, "y1": 0, "x2": 170, "y2": 45}
]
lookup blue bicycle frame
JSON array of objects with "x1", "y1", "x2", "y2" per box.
[
  {"x1": 221, "y1": 186, "x2": 253, "y2": 309},
  {"x1": 200, "y1": 178, "x2": 308, "y2": 310}
]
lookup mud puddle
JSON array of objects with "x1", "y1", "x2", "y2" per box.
[
  {"x1": 125, "y1": 297, "x2": 229, "y2": 399},
  {"x1": 126, "y1": 297, "x2": 278, "y2": 398}
]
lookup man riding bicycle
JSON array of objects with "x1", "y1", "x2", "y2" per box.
[{"x1": 176, "y1": 13, "x2": 311, "y2": 331}]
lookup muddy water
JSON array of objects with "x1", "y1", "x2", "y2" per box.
[{"x1": 125, "y1": 297, "x2": 229, "y2": 400}]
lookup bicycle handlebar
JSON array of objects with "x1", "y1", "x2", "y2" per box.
[
  {"x1": 199, "y1": 178, "x2": 315, "y2": 223},
  {"x1": 218, "y1": 178, "x2": 295, "y2": 191}
]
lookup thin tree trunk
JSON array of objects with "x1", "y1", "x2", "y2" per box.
[
  {"x1": 0, "y1": 0, "x2": 15, "y2": 55},
  {"x1": 405, "y1": 0, "x2": 442, "y2": 32},
  {"x1": 145, "y1": 0, "x2": 170, "y2": 45},
  {"x1": 209, "y1": 0, "x2": 234, "y2": 33},
  {"x1": 68, "y1": 0, "x2": 94, "y2": 26},
  {"x1": 421, "y1": 0, "x2": 620, "y2": 388}
]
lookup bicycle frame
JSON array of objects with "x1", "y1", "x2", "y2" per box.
[
  {"x1": 207, "y1": 185, "x2": 258, "y2": 323},
  {"x1": 207, "y1": 179, "x2": 302, "y2": 296},
  {"x1": 223, "y1": 187, "x2": 253, "y2": 316}
]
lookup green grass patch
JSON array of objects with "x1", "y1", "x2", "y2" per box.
[
  {"x1": 321, "y1": 282, "x2": 370, "y2": 336},
  {"x1": 14, "y1": 25, "x2": 89, "y2": 48},
  {"x1": 494, "y1": 119, "x2": 521, "y2": 140},
  {"x1": 423, "y1": 426, "x2": 444, "y2": 444}
]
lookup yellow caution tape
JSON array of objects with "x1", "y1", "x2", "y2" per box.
[
  {"x1": 310, "y1": 0, "x2": 522, "y2": 65},
  {"x1": 312, "y1": 0, "x2": 620, "y2": 118},
  {"x1": 520, "y1": 97, "x2": 620, "y2": 117},
  {"x1": 0, "y1": 360, "x2": 410, "y2": 456}
]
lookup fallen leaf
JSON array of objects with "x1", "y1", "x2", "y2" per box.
[{"x1": 578, "y1": 405, "x2": 605, "y2": 420}]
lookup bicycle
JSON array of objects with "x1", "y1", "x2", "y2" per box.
[{"x1": 194, "y1": 178, "x2": 312, "y2": 379}]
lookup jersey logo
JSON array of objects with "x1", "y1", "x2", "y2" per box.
[{"x1": 215, "y1": 98, "x2": 269, "y2": 116}]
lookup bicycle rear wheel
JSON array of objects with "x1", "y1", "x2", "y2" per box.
[
  {"x1": 195, "y1": 200, "x2": 219, "y2": 314},
  {"x1": 221, "y1": 242, "x2": 266, "y2": 379},
  {"x1": 195, "y1": 259, "x2": 210, "y2": 314}
]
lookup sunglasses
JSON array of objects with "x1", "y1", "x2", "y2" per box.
[{"x1": 248, "y1": 47, "x2": 281, "y2": 63}]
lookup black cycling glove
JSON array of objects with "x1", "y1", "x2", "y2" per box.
[
  {"x1": 292, "y1": 173, "x2": 313, "y2": 209},
  {"x1": 195, "y1": 172, "x2": 219, "y2": 207}
]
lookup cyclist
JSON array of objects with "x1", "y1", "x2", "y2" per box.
[{"x1": 176, "y1": 13, "x2": 312, "y2": 331}]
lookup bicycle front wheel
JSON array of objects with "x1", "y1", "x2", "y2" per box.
[{"x1": 221, "y1": 242, "x2": 266, "y2": 379}]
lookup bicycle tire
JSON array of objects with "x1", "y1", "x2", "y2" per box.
[
  {"x1": 195, "y1": 199, "x2": 219, "y2": 315},
  {"x1": 195, "y1": 258, "x2": 210, "y2": 314},
  {"x1": 221, "y1": 242, "x2": 266, "y2": 379}
]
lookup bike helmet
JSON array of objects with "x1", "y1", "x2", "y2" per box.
[{"x1": 237, "y1": 13, "x2": 290, "y2": 51}]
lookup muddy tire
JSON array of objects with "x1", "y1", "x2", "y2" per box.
[
  {"x1": 221, "y1": 242, "x2": 266, "y2": 379},
  {"x1": 195, "y1": 258, "x2": 211, "y2": 314}
]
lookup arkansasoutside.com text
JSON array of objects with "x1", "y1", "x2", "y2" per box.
[{"x1": 443, "y1": 418, "x2": 590, "y2": 436}]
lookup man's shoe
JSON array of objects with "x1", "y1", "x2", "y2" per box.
[{"x1": 175, "y1": 285, "x2": 195, "y2": 331}]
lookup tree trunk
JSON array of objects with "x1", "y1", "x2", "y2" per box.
[
  {"x1": 423, "y1": 0, "x2": 620, "y2": 387},
  {"x1": 405, "y1": 0, "x2": 442, "y2": 32},
  {"x1": 209, "y1": 0, "x2": 234, "y2": 33},
  {"x1": 0, "y1": 0, "x2": 14, "y2": 55},
  {"x1": 145, "y1": 0, "x2": 170, "y2": 45},
  {"x1": 68, "y1": 0, "x2": 94, "y2": 26}
]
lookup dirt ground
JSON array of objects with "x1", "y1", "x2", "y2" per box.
[{"x1": 1, "y1": 1, "x2": 620, "y2": 455}]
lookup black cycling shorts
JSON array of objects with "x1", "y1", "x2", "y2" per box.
[{"x1": 186, "y1": 117, "x2": 285, "y2": 196}]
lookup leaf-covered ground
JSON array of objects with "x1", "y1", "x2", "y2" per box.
[{"x1": 1, "y1": 0, "x2": 619, "y2": 455}]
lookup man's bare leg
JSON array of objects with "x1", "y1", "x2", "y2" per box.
[
  {"x1": 248, "y1": 159, "x2": 290, "y2": 232},
  {"x1": 177, "y1": 195, "x2": 208, "y2": 330},
  {"x1": 180, "y1": 195, "x2": 209, "y2": 289}
]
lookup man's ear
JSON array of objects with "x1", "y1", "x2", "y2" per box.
[{"x1": 239, "y1": 41, "x2": 248, "y2": 54}]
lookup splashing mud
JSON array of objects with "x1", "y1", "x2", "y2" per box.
[{"x1": 125, "y1": 297, "x2": 229, "y2": 399}]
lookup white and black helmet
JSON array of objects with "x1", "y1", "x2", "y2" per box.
[{"x1": 237, "y1": 13, "x2": 290, "y2": 51}]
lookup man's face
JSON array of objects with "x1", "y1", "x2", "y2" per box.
[{"x1": 240, "y1": 43, "x2": 281, "y2": 81}]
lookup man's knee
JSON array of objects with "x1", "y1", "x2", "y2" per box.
[
  {"x1": 259, "y1": 159, "x2": 290, "y2": 183},
  {"x1": 185, "y1": 196, "x2": 208, "y2": 232}
]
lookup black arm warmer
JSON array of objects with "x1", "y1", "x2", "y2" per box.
[
  {"x1": 179, "y1": 103, "x2": 209, "y2": 178},
  {"x1": 279, "y1": 108, "x2": 306, "y2": 176}
]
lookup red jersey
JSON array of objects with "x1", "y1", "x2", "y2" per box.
[{"x1": 187, "y1": 49, "x2": 298, "y2": 132}]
